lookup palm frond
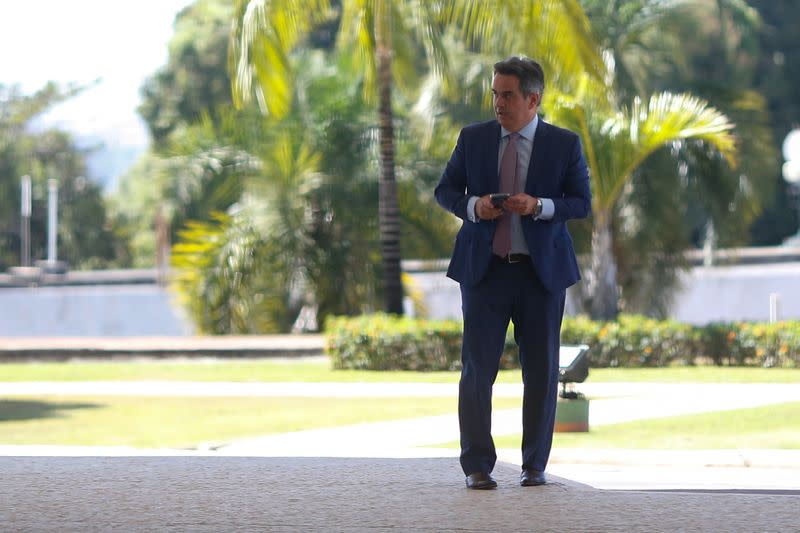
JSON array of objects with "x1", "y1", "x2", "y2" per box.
[
  {"x1": 229, "y1": 0, "x2": 332, "y2": 117},
  {"x1": 551, "y1": 89, "x2": 736, "y2": 213},
  {"x1": 443, "y1": 0, "x2": 604, "y2": 88},
  {"x1": 620, "y1": 92, "x2": 737, "y2": 189},
  {"x1": 336, "y1": 0, "x2": 377, "y2": 98}
]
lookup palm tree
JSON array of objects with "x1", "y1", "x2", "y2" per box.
[
  {"x1": 578, "y1": 0, "x2": 698, "y2": 102},
  {"x1": 578, "y1": 0, "x2": 761, "y2": 101},
  {"x1": 550, "y1": 78, "x2": 737, "y2": 320},
  {"x1": 170, "y1": 122, "x2": 328, "y2": 333},
  {"x1": 170, "y1": 56, "x2": 384, "y2": 332},
  {"x1": 228, "y1": 0, "x2": 603, "y2": 315},
  {"x1": 574, "y1": 0, "x2": 771, "y2": 317}
]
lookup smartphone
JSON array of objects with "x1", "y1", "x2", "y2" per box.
[{"x1": 490, "y1": 193, "x2": 510, "y2": 208}]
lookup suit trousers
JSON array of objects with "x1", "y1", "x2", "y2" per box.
[{"x1": 458, "y1": 256, "x2": 566, "y2": 475}]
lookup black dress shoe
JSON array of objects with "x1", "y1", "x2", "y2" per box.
[
  {"x1": 520, "y1": 469, "x2": 546, "y2": 486},
  {"x1": 465, "y1": 472, "x2": 497, "y2": 490}
]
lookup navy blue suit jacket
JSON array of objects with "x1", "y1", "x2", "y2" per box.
[{"x1": 435, "y1": 118, "x2": 591, "y2": 292}]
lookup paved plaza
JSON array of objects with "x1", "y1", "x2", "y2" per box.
[{"x1": 2, "y1": 456, "x2": 799, "y2": 532}]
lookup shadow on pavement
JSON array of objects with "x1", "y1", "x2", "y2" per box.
[{"x1": 0, "y1": 399, "x2": 101, "y2": 422}]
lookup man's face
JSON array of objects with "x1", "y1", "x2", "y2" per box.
[{"x1": 492, "y1": 73, "x2": 539, "y2": 132}]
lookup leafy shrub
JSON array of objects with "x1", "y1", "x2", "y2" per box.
[
  {"x1": 325, "y1": 314, "x2": 524, "y2": 371},
  {"x1": 326, "y1": 314, "x2": 800, "y2": 370},
  {"x1": 326, "y1": 314, "x2": 460, "y2": 370}
]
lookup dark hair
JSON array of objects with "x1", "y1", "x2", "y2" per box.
[{"x1": 493, "y1": 56, "x2": 545, "y2": 97}]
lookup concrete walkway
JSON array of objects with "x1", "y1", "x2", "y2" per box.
[{"x1": 3, "y1": 380, "x2": 800, "y2": 494}]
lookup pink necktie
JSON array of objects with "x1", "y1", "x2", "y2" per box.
[{"x1": 492, "y1": 132, "x2": 519, "y2": 257}]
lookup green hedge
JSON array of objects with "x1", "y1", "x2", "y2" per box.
[
  {"x1": 325, "y1": 314, "x2": 800, "y2": 370},
  {"x1": 325, "y1": 314, "x2": 465, "y2": 371}
]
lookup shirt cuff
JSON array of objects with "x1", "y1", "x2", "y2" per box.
[
  {"x1": 536, "y1": 198, "x2": 555, "y2": 220},
  {"x1": 467, "y1": 196, "x2": 480, "y2": 223}
]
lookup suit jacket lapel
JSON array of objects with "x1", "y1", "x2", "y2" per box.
[
  {"x1": 526, "y1": 119, "x2": 550, "y2": 195},
  {"x1": 487, "y1": 121, "x2": 501, "y2": 191}
]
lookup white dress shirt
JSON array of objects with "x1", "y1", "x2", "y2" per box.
[{"x1": 467, "y1": 115, "x2": 555, "y2": 255}]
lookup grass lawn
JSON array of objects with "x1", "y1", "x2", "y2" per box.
[
  {"x1": 0, "y1": 395, "x2": 521, "y2": 448},
  {"x1": 1, "y1": 358, "x2": 799, "y2": 383},
  {"x1": 431, "y1": 401, "x2": 800, "y2": 450},
  {"x1": 2, "y1": 359, "x2": 799, "y2": 450}
]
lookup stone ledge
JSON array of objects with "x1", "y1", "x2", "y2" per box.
[{"x1": 0, "y1": 335, "x2": 326, "y2": 361}]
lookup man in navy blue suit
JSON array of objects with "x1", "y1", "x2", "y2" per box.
[{"x1": 435, "y1": 56, "x2": 591, "y2": 490}]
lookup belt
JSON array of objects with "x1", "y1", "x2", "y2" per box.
[{"x1": 494, "y1": 253, "x2": 529, "y2": 264}]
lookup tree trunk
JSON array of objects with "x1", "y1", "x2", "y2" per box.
[
  {"x1": 376, "y1": 47, "x2": 404, "y2": 315},
  {"x1": 588, "y1": 212, "x2": 619, "y2": 321}
]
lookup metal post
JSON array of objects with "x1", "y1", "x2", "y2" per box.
[
  {"x1": 769, "y1": 293, "x2": 781, "y2": 324},
  {"x1": 702, "y1": 221, "x2": 716, "y2": 267},
  {"x1": 21, "y1": 175, "x2": 32, "y2": 267},
  {"x1": 47, "y1": 179, "x2": 58, "y2": 264}
]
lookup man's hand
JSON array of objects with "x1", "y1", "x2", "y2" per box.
[
  {"x1": 504, "y1": 193, "x2": 538, "y2": 216},
  {"x1": 475, "y1": 195, "x2": 504, "y2": 220}
]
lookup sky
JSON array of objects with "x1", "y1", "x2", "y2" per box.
[{"x1": 0, "y1": 0, "x2": 195, "y2": 186}]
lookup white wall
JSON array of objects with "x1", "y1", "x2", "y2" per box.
[
  {"x1": 671, "y1": 262, "x2": 800, "y2": 324},
  {"x1": 0, "y1": 285, "x2": 193, "y2": 337},
  {"x1": 3, "y1": 259, "x2": 799, "y2": 337},
  {"x1": 409, "y1": 262, "x2": 800, "y2": 324}
]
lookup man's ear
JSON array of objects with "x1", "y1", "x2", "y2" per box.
[{"x1": 528, "y1": 92, "x2": 540, "y2": 110}]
